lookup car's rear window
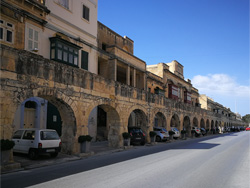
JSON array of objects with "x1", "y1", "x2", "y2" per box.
[
  {"x1": 129, "y1": 129, "x2": 143, "y2": 134},
  {"x1": 40, "y1": 131, "x2": 59, "y2": 140}
]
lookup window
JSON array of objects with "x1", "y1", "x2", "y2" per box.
[
  {"x1": 50, "y1": 37, "x2": 81, "y2": 67},
  {"x1": 102, "y1": 43, "x2": 107, "y2": 51},
  {"x1": 184, "y1": 91, "x2": 192, "y2": 104},
  {"x1": 168, "y1": 84, "x2": 179, "y2": 100},
  {"x1": 0, "y1": 19, "x2": 14, "y2": 43},
  {"x1": 40, "y1": 131, "x2": 59, "y2": 140},
  {"x1": 59, "y1": 0, "x2": 69, "y2": 9},
  {"x1": 28, "y1": 28, "x2": 38, "y2": 50},
  {"x1": 23, "y1": 130, "x2": 35, "y2": 140},
  {"x1": 81, "y1": 50, "x2": 88, "y2": 70},
  {"x1": 25, "y1": 23, "x2": 41, "y2": 52},
  {"x1": 12, "y1": 130, "x2": 24, "y2": 139},
  {"x1": 83, "y1": 5, "x2": 90, "y2": 21}
]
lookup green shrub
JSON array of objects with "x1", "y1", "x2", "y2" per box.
[
  {"x1": 122, "y1": 132, "x2": 131, "y2": 139},
  {"x1": 1, "y1": 139, "x2": 15, "y2": 151},
  {"x1": 169, "y1": 130, "x2": 175, "y2": 135},
  {"x1": 149, "y1": 131, "x2": 157, "y2": 137},
  {"x1": 78, "y1": 135, "x2": 92, "y2": 143}
]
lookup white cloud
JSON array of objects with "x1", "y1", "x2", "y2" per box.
[
  {"x1": 191, "y1": 74, "x2": 250, "y2": 115},
  {"x1": 192, "y1": 74, "x2": 250, "y2": 97}
]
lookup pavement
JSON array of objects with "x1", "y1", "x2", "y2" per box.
[
  {"x1": 0, "y1": 134, "x2": 221, "y2": 174},
  {"x1": 0, "y1": 141, "x2": 129, "y2": 174}
]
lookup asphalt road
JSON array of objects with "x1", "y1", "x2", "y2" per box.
[{"x1": 1, "y1": 132, "x2": 249, "y2": 188}]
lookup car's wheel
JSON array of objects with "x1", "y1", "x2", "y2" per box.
[
  {"x1": 28, "y1": 149, "x2": 38, "y2": 160},
  {"x1": 50, "y1": 152, "x2": 58, "y2": 158},
  {"x1": 155, "y1": 136, "x2": 161, "y2": 142}
]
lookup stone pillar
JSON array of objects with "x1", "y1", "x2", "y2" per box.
[
  {"x1": 133, "y1": 69, "x2": 136, "y2": 87},
  {"x1": 179, "y1": 117, "x2": 184, "y2": 130},
  {"x1": 108, "y1": 59, "x2": 117, "y2": 81},
  {"x1": 127, "y1": 66, "x2": 130, "y2": 86},
  {"x1": 143, "y1": 73, "x2": 146, "y2": 90},
  {"x1": 166, "y1": 116, "x2": 171, "y2": 130}
]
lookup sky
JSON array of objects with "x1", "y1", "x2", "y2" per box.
[{"x1": 98, "y1": 0, "x2": 250, "y2": 116}]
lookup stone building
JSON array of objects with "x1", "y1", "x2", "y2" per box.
[{"x1": 0, "y1": 0, "x2": 246, "y2": 156}]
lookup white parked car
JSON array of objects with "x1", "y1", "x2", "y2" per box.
[
  {"x1": 12, "y1": 128, "x2": 61, "y2": 159},
  {"x1": 170, "y1": 127, "x2": 180, "y2": 139},
  {"x1": 192, "y1": 127, "x2": 201, "y2": 137},
  {"x1": 153, "y1": 127, "x2": 169, "y2": 142}
]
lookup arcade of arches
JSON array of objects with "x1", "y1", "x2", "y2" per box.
[
  {"x1": 0, "y1": 46, "x2": 245, "y2": 155},
  {"x1": 9, "y1": 95, "x2": 239, "y2": 154}
]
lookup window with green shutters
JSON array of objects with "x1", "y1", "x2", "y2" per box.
[
  {"x1": 50, "y1": 37, "x2": 81, "y2": 67},
  {"x1": 81, "y1": 50, "x2": 88, "y2": 70}
]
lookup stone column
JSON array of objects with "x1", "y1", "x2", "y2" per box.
[
  {"x1": 127, "y1": 66, "x2": 130, "y2": 86},
  {"x1": 133, "y1": 68, "x2": 136, "y2": 87},
  {"x1": 108, "y1": 59, "x2": 117, "y2": 81}
]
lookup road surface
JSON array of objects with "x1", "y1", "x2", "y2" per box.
[{"x1": 1, "y1": 131, "x2": 249, "y2": 188}]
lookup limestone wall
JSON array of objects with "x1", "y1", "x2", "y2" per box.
[{"x1": 0, "y1": 45, "x2": 245, "y2": 154}]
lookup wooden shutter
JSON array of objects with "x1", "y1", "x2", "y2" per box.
[{"x1": 81, "y1": 50, "x2": 88, "y2": 70}]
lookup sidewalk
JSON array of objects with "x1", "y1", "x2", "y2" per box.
[{"x1": 1, "y1": 141, "x2": 127, "y2": 174}]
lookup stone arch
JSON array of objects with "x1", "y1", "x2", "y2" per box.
[
  {"x1": 170, "y1": 114, "x2": 180, "y2": 130},
  {"x1": 153, "y1": 111, "x2": 167, "y2": 128},
  {"x1": 12, "y1": 88, "x2": 78, "y2": 154},
  {"x1": 39, "y1": 95, "x2": 77, "y2": 154},
  {"x1": 86, "y1": 99, "x2": 121, "y2": 147},
  {"x1": 36, "y1": 88, "x2": 78, "y2": 154},
  {"x1": 128, "y1": 109, "x2": 147, "y2": 131}
]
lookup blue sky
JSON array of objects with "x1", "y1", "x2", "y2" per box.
[{"x1": 98, "y1": 0, "x2": 250, "y2": 116}]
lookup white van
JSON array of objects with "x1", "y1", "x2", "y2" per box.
[{"x1": 12, "y1": 128, "x2": 61, "y2": 159}]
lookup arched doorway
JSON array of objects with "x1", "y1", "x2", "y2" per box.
[
  {"x1": 154, "y1": 112, "x2": 166, "y2": 128},
  {"x1": 200, "y1": 118, "x2": 205, "y2": 128},
  {"x1": 40, "y1": 96, "x2": 77, "y2": 154},
  {"x1": 170, "y1": 114, "x2": 180, "y2": 130},
  {"x1": 193, "y1": 117, "x2": 198, "y2": 128},
  {"x1": 206, "y1": 119, "x2": 210, "y2": 130},
  {"x1": 23, "y1": 101, "x2": 37, "y2": 128},
  {"x1": 128, "y1": 109, "x2": 148, "y2": 135},
  {"x1": 88, "y1": 104, "x2": 121, "y2": 147},
  {"x1": 13, "y1": 96, "x2": 76, "y2": 154},
  {"x1": 47, "y1": 102, "x2": 62, "y2": 136},
  {"x1": 183, "y1": 116, "x2": 191, "y2": 136},
  {"x1": 16, "y1": 97, "x2": 48, "y2": 129},
  {"x1": 215, "y1": 121, "x2": 218, "y2": 133}
]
